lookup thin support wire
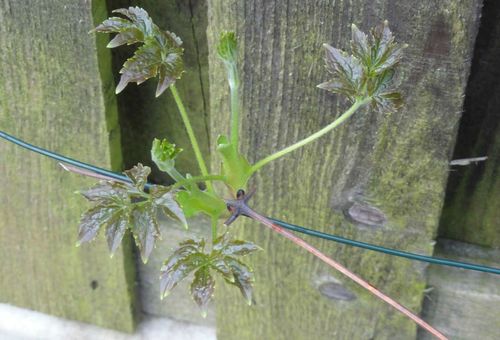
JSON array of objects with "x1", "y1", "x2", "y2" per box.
[{"x1": 1, "y1": 129, "x2": 499, "y2": 276}]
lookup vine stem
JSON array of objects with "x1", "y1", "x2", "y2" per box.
[
  {"x1": 249, "y1": 97, "x2": 371, "y2": 174},
  {"x1": 244, "y1": 209, "x2": 448, "y2": 340},
  {"x1": 170, "y1": 174, "x2": 227, "y2": 191},
  {"x1": 170, "y1": 84, "x2": 218, "y2": 238},
  {"x1": 170, "y1": 85, "x2": 213, "y2": 193},
  {"x1": 228, "y1": 63, "x2": 240, "y2": 149}
]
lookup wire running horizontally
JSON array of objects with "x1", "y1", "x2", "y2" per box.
[{"x1": 2, "y1": 129, "x2": 499, "y2": 275}]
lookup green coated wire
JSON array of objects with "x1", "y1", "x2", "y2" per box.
[
  {"x1": 1, "y1": 129, "x2": 499, "y2": 275},
  {"x1": 269, "y1": 218, "x2": 500, "y2": 275}
]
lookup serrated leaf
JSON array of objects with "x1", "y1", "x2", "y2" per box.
[
  {"x1": 131, "y1": 203, "x2": 160, "y2": 263},
  {"x1": 124, "y1": 163, "x2": 150, "y2": 191},
  {"x1": 222, "y1": 240, "x2": 262, "y2": 257},
  {"x1": 210, "y1": 258, "x2": 234, "y2": 282},
  {"x1": 224, "y1": 257, "x2": 254, "y2": 305},
  {"x1": 112, "y1": 7, "x2": 154, "y2": 36},
  {"x1": 191, "y1": 267, "x2": 215, "y2": 316},
  {"x1": 351, "y1": 24, "x2": 369, "y2": 61},
  {"x1": 154, "y1": 191, "x2": 187, "y2": 228},
  {"x1": 105, "y1": 212, "x2": 129, "y2": 256},
  {"x1": 93, "y1": 7, "x2": 185, "y2": 96},
  {"x1": 151, "y1": 138, "x2": 182, "y2": 173},
  {"x1": 160, "y1": 252, "x2": 208, "y2": 298},
  {"x1": 161, "y1": 240, "x2": 202, "y2": 272},
  {"x1": 319, "y1": 21, "x2": 405, "y2": 112},
  {"x1": 77, "y1": 205, "x2": 117, "y2": 245},
  {"x1": 216, "y1": 135, "x2": 251, "y2": 190},
  {"x1": 79, "y1": 181, "x2": 128, "y2": 203},
  {"x1": 212, "y1": 233, "x2": 261, "y2": 257}
]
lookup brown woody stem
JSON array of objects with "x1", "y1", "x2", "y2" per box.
[{"x1": 243, "y1": 208, "x2": 447, "y2": 340}]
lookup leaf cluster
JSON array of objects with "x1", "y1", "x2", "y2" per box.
[
  {"x1": 92, "y1": 7, "x2": 184, "y2": 97},
  {"x1": 160, "y1": 233, "x2": 261, "y2": 315},
  {"x1": 318, "y1": 21, "x2": 406, "y2": 112},
  {"x1": 77, "y1": 164, "x2": 185, "y2": 263}
]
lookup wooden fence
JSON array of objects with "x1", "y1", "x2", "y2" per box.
[{"x1": 0, "y1": 0, "x2": 498, "y2": 339}]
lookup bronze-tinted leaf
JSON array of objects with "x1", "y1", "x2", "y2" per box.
[
  {"x1": 105, "y1": 212, "x2": 129, "y2": 256},
  {"x1": 222, "y1": 240, "x2": 262, "y2": 257},
  {"x1": 210, "y1": 258, "x2": 234, "y2": 282},
  {"x1": 130, "y1": 204, "x2": 160, "y2": 263},
  {"x1": 112, "y1": 7, "x2": 154, "y2": 36},
  {"x1": 124, "y1": 163, "x2": 151, "y2": 191},
  {"x1": 77, "y1": 205, "x2": 117, "y2": 245},
  {"x1": 154, "y1": 191, "x2": 187, "y2": 229},
  {"x1": 92, "y1": 7, "x2": 185, "y2": 95},
  {"x1": 79, "y1": 181, "x2": 128, "y2": 203},
  {"x1": 160, "y1": 252, "x2": 207, "y2": 298},
  {"x1": 351, "y1": 24, "x2": 369, "y2": 61},
  {"x1": 319, "y1": 21, "x2": 405, "y2": 111},
  {"x1": 224, "y1": 257, "x2": 254, "y2": 305},
  {"x1": 190, "y1": 267, "x2": 215, "y2": 317}
]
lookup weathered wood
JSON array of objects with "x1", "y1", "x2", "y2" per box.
[
  {"x1": 207, "y1": 0, "x2": 481, "y2": 338},
  {"x1": 106, "y1": 0, "x2": 215, "y2": 324},
  {"x1": 419, "y1": 239, "x2": 500, "y2": 339},
  {"x1": 0, "y1": 0, "x2": 136, "y2": 332},
  {"x1": 439, "y1": 0, "x2": 500, "y2": 248},
  {"x1": 108, "y1": 0, "x2": 211, "y2": 184}
]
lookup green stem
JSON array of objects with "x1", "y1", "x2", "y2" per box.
[
  {"x1": 228, "y1": 63, "x2": 240, "y2": 149},
  {"x1": 170, "y1": 174, "x2": 227, "y2": 191},
  {"x1": 249, "y1": 97, "x2": 371, "y2": 174},
  {"x1": 167, "y1": 167, "x2": 186, "y2": 183},
  {"x1": 170, "y1": 85, "x2": 213, "y2": 192}
]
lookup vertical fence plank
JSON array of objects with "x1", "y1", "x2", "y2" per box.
[
  {"x1": 207, "y1": 0, "x2": 481, "y2": 339},
  {"x1": 0, "y1": 0, "x2": 136, "y2": 332},
  {"x1": 422, "y1": 1, "x2": 500, "y2": 337},
  {"x1": 439, "y1": 0, "x2": 500, "y2": 249}
]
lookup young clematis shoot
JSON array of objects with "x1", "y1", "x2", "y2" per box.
[{"x1": 81, "y1": 8, "x2": 449, "y2": 338}]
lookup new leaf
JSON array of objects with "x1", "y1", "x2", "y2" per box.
[
  {"x1": 77, "y1": 164, "x2": 186, "y2": 263},
  {"x1": 318, "y1": 21, "x2": 406, "y2": 113},
  {"x1": 160, "y1": 234, "x2": 261, "y2": 314},
  {"x1": 93, "y1": 7, "x2": 185, "y2": 97}
]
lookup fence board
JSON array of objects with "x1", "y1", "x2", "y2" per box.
[
  {"x1": 207, "y1": 0, "x2": 481, "y2": 338},
  {"x1": 0, "y1": 0, "x2": 136, "y2": 332}
]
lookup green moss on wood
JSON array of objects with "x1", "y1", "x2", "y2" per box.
[
  {"x1": 439, "y1": 0, "x2": 500, "y2": 248},
  {"x1": 0, "y1": 0, "x2": 135, "y2": 332},
  {"x1": 207, "y1": 0, "x2": 481, "y2": 339}
]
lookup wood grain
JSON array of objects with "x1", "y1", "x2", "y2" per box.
[
  {"x1": 207, "y1": 0, "x2": 481, "y2": 338},
  {"x1": 0, "y1": 0, "x2": 136, "y2": 332},
  {"x1": 439, "y1": 0, "x2": 500, "y2": 248}
]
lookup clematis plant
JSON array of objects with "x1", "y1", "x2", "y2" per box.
[{"x1": 70, "y1": 7, "x2": 446, "y2": 339}]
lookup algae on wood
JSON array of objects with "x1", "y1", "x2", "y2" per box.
[
  {"x1": 207, "y1": 1, "x2": 481, "y2": 339},
  {"x1": 439, "y1": 0, "x2": 500, "y2": 249},
  {"x1": 0, "y1": 0, "x2": 136, "y2": 332}
]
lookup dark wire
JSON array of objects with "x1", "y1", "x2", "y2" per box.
[
  {"x1": 0, "y1": 130, "x2": 147, "y2": 187},
  {"x1": 2, "y1": 129, "x2": 499, "y2": 275},
  {"x1": 269, "y1": 218, "x2": 500, "y2": 275}
]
